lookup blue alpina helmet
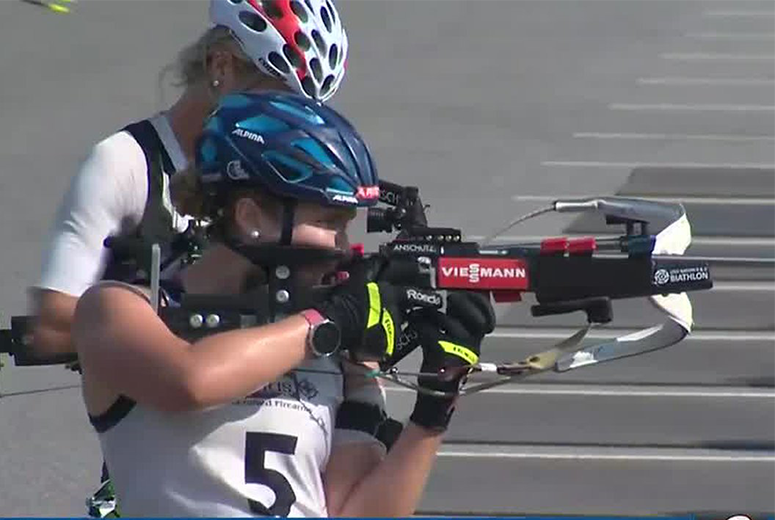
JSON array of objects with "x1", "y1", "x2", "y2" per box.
[{"x1": 196, "y1": 91, "x2": 380, "y2": 213}]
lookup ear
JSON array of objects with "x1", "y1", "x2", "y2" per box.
[
  {"x1": 207, "y1": 49, "x2": 239, "y2": 95},
  {"x1": 233, "y1": 196, "x2": 262, "y2": 239}
]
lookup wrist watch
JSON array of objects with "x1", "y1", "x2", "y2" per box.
[{"x1": 300, "y1": 309, "x2": 341, "y2": 357}]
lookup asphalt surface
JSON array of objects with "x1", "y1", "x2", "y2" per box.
[{"x1": 0, "y1": 0, "x2": 773, "y2": 516}]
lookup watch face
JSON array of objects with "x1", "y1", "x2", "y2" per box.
[{"x1": 312, "y1": 321, "x2": 341, "y2": 357}]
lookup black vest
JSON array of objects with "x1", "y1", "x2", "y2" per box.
[{"x1": 101, "y1": 120, "x2": 179, "y2": 283}]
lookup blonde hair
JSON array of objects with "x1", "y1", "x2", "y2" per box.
[
  {"x1": 179, "y1": 26, "x2": 259, "y2": 87},
  {"x1": 158, "y1": 26, "x2": 260, "y2": 98},
  {"x1": 170, "y1": 167, "x2": 207, "y2": 219}
]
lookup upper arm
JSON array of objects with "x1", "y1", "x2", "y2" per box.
[
  {"x1": 323, "y1": 361, "x2": 389, "y2": 514},
  {"x1": 324, "y1": 441, "x2": 385, "y2": 517},
  {"x1": 36, "y1": 133, "x2": 148, "y2": 297},
  {"x1": 73, "y1": 284, "x2": 196, "y2": 412}
]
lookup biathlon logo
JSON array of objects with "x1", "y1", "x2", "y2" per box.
[
  {"x1": 357, "y1": 186, "x2": 380, "y2": 200},
  {"x1": 654, "y1": 265, "x2": 710, "y2": 286},
  {"x1": 438, "y1": 258, "x2": 529, "y2": 290},
  {"x1": 654, "y1": 269, "x2": 670, "y2": 285}
]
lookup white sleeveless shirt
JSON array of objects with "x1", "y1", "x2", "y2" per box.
[
  {"x1": 37, "y1": 113, "x2": 189, "y2": 297},
  {"x1": 95, "y1": 357, "x2": 346, "y2": 517}
]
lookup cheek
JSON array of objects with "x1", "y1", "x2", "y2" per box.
[
  {"x1": 336, "y1": 231, "x2": 350, "y2": 251},
  {"x1": 291, "y1": 224, "x2": 338, "y2": 249}
]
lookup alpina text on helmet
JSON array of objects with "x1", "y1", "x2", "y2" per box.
[{"x1": 232, "y1": 128, "x2": 265, "y2": 144}]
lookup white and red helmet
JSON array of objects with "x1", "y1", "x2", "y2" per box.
[{"x1": 210, "y1": 0, "x2": 348, "y2": 102}]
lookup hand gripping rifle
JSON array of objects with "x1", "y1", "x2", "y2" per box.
[{"x1": 0, "y1": 181, "x2": 714, "y2": 398}]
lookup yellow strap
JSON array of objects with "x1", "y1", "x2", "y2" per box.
[
  {"x1": 382, "y1": 311, "x2": 396, "y2": 356},
  {"x1": 366, "y1": 282, "x2": 381, "y2": 328},
  {"x1": 438, "y1": 340, "x2": 479, "y2": 366}
]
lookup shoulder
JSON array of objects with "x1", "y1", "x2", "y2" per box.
[
  {"x1": 65, "y1": 126, "x2": 152, "y2": 219},
  {"x1": 85, "y1": 128, "x2": 147, "y2": 175},
  {"x1": 76, "y1": 282, "x2": 152, "y2": 327},
  {"x1": 74, "y1": 281, "x2": 160, "y2": 350}
]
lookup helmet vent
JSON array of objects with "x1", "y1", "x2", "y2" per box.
[
  {"x1": 303, "y1": 0, "x2": 313, "y2": 11},
  {"x1": 238, "y1": 11, "x2": 267, "y2": 32},
  {"x1": 294, "y1": 31, "x2": 311, "y2": 51},
  {"x1": 320, "y1": 5, "x2": 332, "y2": 32},
  {"x1": 328, "y1": 44, "x2": 338, "y2": 68},
  {"x1": 289, "y1": 1, "x2": 308, "y2": 22},
  {"x1": 326, "y1": 1, "x2": 336, "y2": 23},
  {"x1": 261, "y1": 0, "x2": 283, "y2": 19},
  {"x1": 229, "y1": 0, "x2": 241, "y2": 4},
  {"x1": 309, "y1": 58, "x2": 323, "y2": 82},
  {"x1": 311, "y1": 29, "x2": 326, "y2": 54},
  {"x1": 283, "y1": 44, "x2": 304, "y2": 69},
  {"x1": 321, "y1": 75, "x2": 334, "y2": 95},
  {"x1": 301, "y1": 77, "x2": 317, "y2": 98},
  {"x1": 267, "y1": 51, "x2": 291, "y2": 74}
]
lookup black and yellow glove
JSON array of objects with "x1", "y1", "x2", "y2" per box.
[
  {"x1": 409, "y1": 291, "x2": 496, "y2": 432},
  {"x1": 315, "y1": 256, "x2": 441, "y2": 361}
]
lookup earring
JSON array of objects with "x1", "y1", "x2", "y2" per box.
[
  {"x1": 250, "y1": 229, "x2": 260, "y2": 240},
  {"x1": 212, "y1": 79, "x2": 221, "y2": 88}
]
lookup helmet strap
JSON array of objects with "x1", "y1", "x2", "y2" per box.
[
  {"x1": 267, "y1": 198, "x2": 297, "y2": 320},
  {"x1": 279, "y1": 198, "x2": 297, "y2": 246}
]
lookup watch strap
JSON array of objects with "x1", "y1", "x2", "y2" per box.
[{"x1": 300, "y1": 308, "x2": 326, "y2": 327}]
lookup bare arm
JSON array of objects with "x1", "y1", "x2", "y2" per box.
[
  {"x1": 324, "y1": 423, "x2": 443, "y2": 517},
  {"x1": 323, "y1": 361, "x2": 388, "y2": 514},
  {"x1": 73, "y1": 284, "x2": 312, "y2": 412},
  {"x1": 28, "y1": 289, "x2": 78, "y2": 358},
  {"x1": 31, "y1": 133, "x2": 147, "y2": 357}
]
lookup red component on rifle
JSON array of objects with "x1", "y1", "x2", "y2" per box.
[
  {"x1": 350, "y1": 243, "x2": 365, "y2": 257},
  {"x1": 568, "y1": 237, "x2": 596, "y2": 256},
  {"x1": 540, "y1": 237, "x2": 568, "y2": 255},
  {"x1": 437, "y1": 257, "x2": 529, "y2": 290},
  {"x1": 493, "y1": 290, "x2": 523, "y2": 303}
]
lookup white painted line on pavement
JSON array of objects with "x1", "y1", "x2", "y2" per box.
[
  {"x1": 468, "y1": 235, "x2": 775, "y2": 248},
  {"x1": 387, "y1": 385, "x2": 775, "y2": 399},
  {"x1": 511, "y1": 194, "x2": 775, "y2": 205},
  {"x1": 573, "y1": 132, "x2": 775, "y2": 142},
  {"x1": 488, "y1": 328, "x2": 775, "y2": 342},
  {"x1": 609, "y1": 103, "x2": 775, "y2": 112},
  {"x1": 638, "y1": 77, "x2": 775, "y2": 85},
  {"x1": 661, "y1": 52, "x2": 775, "y2": 61},
  {"x1": 438, "y1": 449, "x2": 775, "y2": 462},
  {"x1": 638, "y1": 77, "x2": 775, "y2": 86},
  {"x1": 542, "y1": 161, "x2": 775, "y2": 168},
  {"x1": 685, "y1": 32, "x2": 775, "y2": 41},
  {"x1": 703, "y1": 10, "x2": 775, "y2": 17},
  {"x1": 708, "y1": 281, "x2": 775, "y2": 291}
]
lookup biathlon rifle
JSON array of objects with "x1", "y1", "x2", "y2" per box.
[{"x1": 0, "y1": 180, "x2": 716, "y2": 397}]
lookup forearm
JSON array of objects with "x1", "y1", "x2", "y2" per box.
[
  {"x1": 29, "y1": 290, "x2": 77, "y2": 357},
  {"x1": 334, "y1": 423, "x2": 443, "y2": 517},
  {"x1": 74, "y1": 285, "x2": 315, "y2": 412},
  {"x1": 174, "y1": 314, "x2": 312, "y2": 409}
]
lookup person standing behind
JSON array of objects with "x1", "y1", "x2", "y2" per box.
[
  {"x1": 30, "y1": 0, "x2": 349, "y2": 359},
  {"x1": 25, "y1": 2, "x2": 349, "y2": 515}
]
